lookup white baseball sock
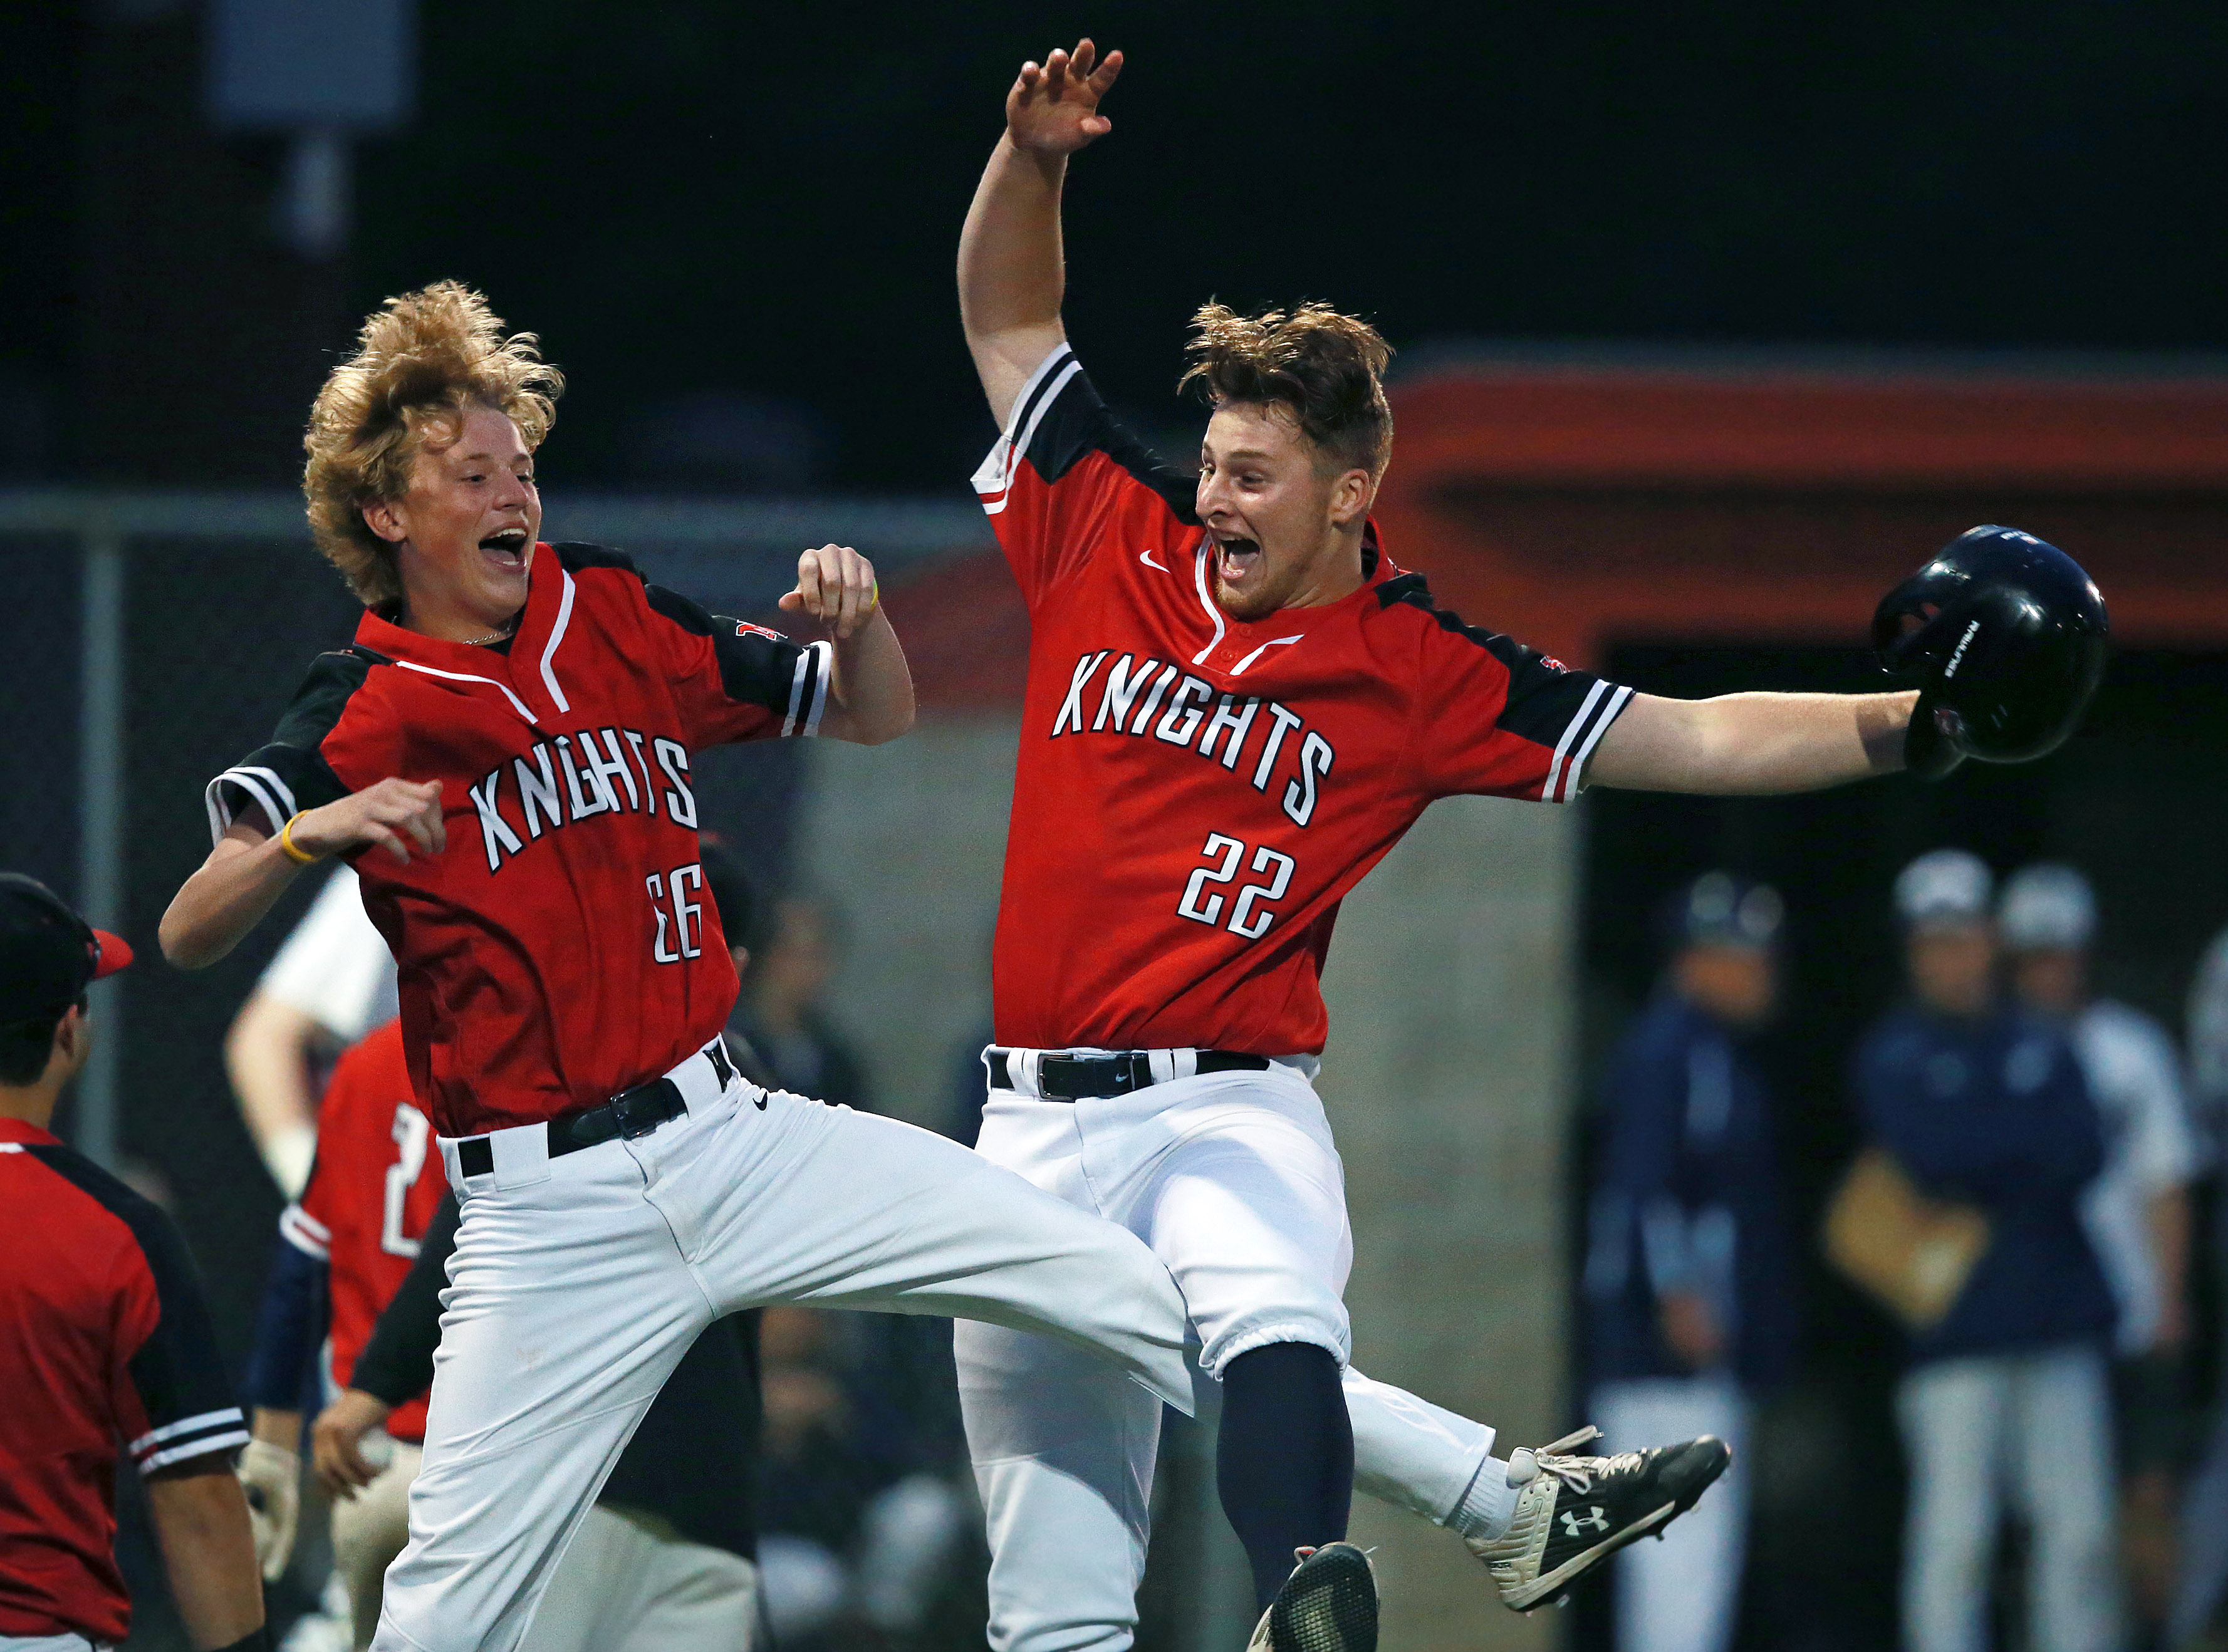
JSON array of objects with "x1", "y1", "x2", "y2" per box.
[{"x1": 1449, "y1": 1454, "x2": 1521, "y2": 1542}]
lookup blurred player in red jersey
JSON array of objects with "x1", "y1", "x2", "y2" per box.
[
  {"x1": 234, "y1": 1021, "x2": 440, "y2": 1644},
  {"x1": 0, "y1": 875, "x2": 267, "y2": 1652},
  {"x1": 160, "y1": 283, "x2": 1195, "y2": 1652},
  {"x1": 955, "y1": 41, "x2": 1930, "y2": 1651}
]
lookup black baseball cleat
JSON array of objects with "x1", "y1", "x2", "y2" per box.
[
  {"x1": 1465, "y1": 1427, "x2": 1731, "y2": 1612},
  {"x1": 1246, "y1": 1542, "x2": 1378, "y2": 1652}
]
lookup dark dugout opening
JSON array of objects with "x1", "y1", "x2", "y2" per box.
[{"x1": 1569, "y1": 643, "x2": 2228, "y2": 1652}]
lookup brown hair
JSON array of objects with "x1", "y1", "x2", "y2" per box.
[
  {"x1": 1179, "y1": 301, "x2": 1393, "y2": 477},
  {"x1": 303, "y1": 281, "x2": 564, "y2": 606}
]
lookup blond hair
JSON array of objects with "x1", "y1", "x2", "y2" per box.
[
  {"x1": 303, "y1": 281, "x2": 563, "y2": 606},
  {"x1": 1179, "y1": 301, "x2": 1393, "y2": 477}
]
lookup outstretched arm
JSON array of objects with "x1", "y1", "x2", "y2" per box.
[
  {"x1": 1586, "y1": 689, "x2": 1917, "y2": 794},
  {"x1": 959, "y1": 39, "x2": 1123, "y2": 427}
]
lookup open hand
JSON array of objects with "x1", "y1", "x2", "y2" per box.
[
  {"x1": 291, "y1": 777, "x2": 446, "y2": 866},
  {"x1": 1006, "y1": 39, "x2": 1123, "y2": 157},
  {"x1": 779, "y1": 544, "x2": 881, "y2": 641}
]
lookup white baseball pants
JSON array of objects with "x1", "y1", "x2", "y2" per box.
[
  {"x1": 368, "y1": 1055, "x2": 1192, "y2": 1652},
  {"x1": 1592, "y1": 1376, "x2": 1751, "y2": 1652},
  {"x1": 331, "y1": 1438, "x2": 761, "y2": 1651},
  {"x1": 1895, "y1": 1344, "x2": 2120, "y2": 1652},
  {"x1": 956, "y1": 1060, "x2": 1501, "y2": 1652}
]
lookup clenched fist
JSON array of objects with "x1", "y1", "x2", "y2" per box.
[{"x1": 779, "y1": 543, "x2": 882, "y2": 641}]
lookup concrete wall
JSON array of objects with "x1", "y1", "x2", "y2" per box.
[
  {"x1": 799, "y1": 715, "x2": 1581, "y2": 1648},
  {"x1": 1325, "y1": 794, "x2": 1580, "y2": 1651}
]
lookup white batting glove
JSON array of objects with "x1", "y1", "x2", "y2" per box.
[{"x1": 237, "y1": 1438, "x2": 300, "y2": 1582}]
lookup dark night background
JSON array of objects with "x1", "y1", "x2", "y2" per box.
[{"x1": 4, "y1": 2, "x2": 2227, "y2": 491}]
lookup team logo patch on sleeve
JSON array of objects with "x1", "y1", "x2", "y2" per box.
[{"x1": 734, "y1": 621, "x2": 788, "y2": 642}]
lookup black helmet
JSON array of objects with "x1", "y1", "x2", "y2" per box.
[{"x1": 1873, "y1": 526, "x2": 2108, "y2": 780}]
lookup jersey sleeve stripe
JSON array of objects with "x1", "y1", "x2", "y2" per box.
[
  {"x1": 138, "y1": 1418, "x2": 251, "y2": 1473},
  {"x1": 539, "y1": 567, "x2": 578, "y2": 715},
  {"x1": 781, "y1": 640, "x2": 833, "y2": 737},
  {"x1": 972, "y1": 345, "x2": 1081, "y2": 513},
  {"x1": 802, "y1": 640, "x2": 830, "y2": 736},
  {"x1": 204, "y1": 766, "x2": 297, "y2": 845},
  {"x1": 278, "y1": 1204, "x2": 331, "y2": 1260},
  {"x1": 129, "y1": 1406, "x2": 247, "y2": 1456},
  {"x1": 1547, "y1": 683, "x2": 1635, "y2": 803}
]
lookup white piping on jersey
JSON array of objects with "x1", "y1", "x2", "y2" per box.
[
  {"x1": 783, "y1": 640, "x2": 833, "y2": 737},
  {"x1": 204, "y1": 764, "x2": 299, "y2": 846},
  {"x1": 1230, "y1": 634, "x2": 1304, "y2": 677},
  {"x1": 0, "y1": 1143, "x2": 21, "y2": 1153},
  {"x1": 1541, "y1": 681, "x2": 1605, "y2": 803},
  {"x1": 279, "y1": 1202, "x2": 331, "y2": 1260},
  {"x1": 539, "y1": 568, "x2": 576, "y2": 715},
  {"x1": 1543, "y1": 682, "x2": 1635, "y2": 803},
  {"x1": 394, "y1": 660, "x2": 538, "y2": 725},
  {"x1": 974, "y1": 344, "x2": 1081, "y2": 514},
  {"x1": 143, "y1": 1423, "x2": 252, "y2": 1474},
  {"x1": 131, "y1": 1407, "x2": 249, "y2": 1454},
  {"x1": 1189, "y1": 544, "x2": 1227, "y2": 666}
]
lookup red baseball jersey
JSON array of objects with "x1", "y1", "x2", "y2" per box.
[
  {"x1": 0, "y1": 1118, "x2": 248, "y2": 1643},
  {"x1": 207, "y1": 543, "x2": 829, "y2": 1136},
  {"x1": 973, "y1": 346, "x2": 1633, "y2": 1056},
  {"x1": 279, "y1": 1019, "x2": 443, "y2": 1441}
]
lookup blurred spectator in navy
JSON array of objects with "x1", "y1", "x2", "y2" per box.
[
  {"x1": 753, "y1": 1304, "x2": 971, "y2": 1648},
  {"x1": 2168, "y1": 927, "x2": 2228, "y2": 1648},
  {"x1": 2001, "y1": 861, "x2": 2197, "y2": 1638},
  {"x1": 1856, "y1": 849, "x2": 2119, "y2": 1652},
  {"x1": 729, "y1": 893, "x2": 870, "y2": 1111},
  {"x1": 1582, "y1": 871, "x2": 1795, "y2": 1652}
]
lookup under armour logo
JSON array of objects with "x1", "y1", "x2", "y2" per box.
[{"x1": 1560, "y1": 1507, "x2": 1610, "y2": 1537}]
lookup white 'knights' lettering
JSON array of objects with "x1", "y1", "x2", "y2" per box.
[
  {"x1": 469, "y1": 724, "x2": 688, "y2": 872},
  {"x1": 1048, "y1": 646, "x2": 1336, "y2": 826}
]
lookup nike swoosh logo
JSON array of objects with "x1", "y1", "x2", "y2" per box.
[{"x1": 1140, "y1": 549, "x2": 1169, "y2": 572}]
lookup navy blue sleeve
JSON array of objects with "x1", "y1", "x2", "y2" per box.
[
  {"x1": 1859, "y1": 1020, "x2": 2104, "y2": 1207},
  {"x1": 242, "y1": 1232, "x2": 327, "y2": 1413}
]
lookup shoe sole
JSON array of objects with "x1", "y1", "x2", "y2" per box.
[
  {"x1": 1504, "y1": 1436, "x2": 1732, "y2": 1613},
  {"x1": 1271, "y1": 1542, "x2": 1379, "y2": 1652}
]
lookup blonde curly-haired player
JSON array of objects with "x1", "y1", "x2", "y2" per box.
[{"x1": 161, "y1": 281, "x2": 1197, "y2": 1652}]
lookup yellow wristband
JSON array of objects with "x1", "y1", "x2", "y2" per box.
[{"x1": 278, "y1": 813, "x2": 320, "y2": 866}]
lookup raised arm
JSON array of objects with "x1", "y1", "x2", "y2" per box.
[
  {"x1": 1586, "y1": 689, "x2": 1917, "y2": 794},
  {"x1": 959, "y1": 39, "x2": 1123, "y2": 427}
]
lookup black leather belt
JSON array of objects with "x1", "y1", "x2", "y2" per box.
[
  {"x1": 986, "y1": 1047, "x2": 1270, "y2": 1101},
  {"x1": 455, "y1": 1042, "x2": 735, "y2": 1178}
]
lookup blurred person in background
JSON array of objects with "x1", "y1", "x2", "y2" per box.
[
  {"x1": 730, "y1": 893, "x2": 869, "y2": 1110},
  {"x1": 1583, "y1": 872, "x2": 1797, "y2": 1652},
  {"x1": 2168, "y1": 928, "x2": 2228, "y2": 1649},
  {"x1": 755, "y1": 1305, "x2": 971, "y2": 1648},
  {"x1": 1854, "y1": 849, "x2": 2118, "y2": 1652},
  {"x1": 226, "y1": 866, "x2": 397, "y2": 1198},
  {"x1": 2001, "y1": 861, "x2": 2197, "y2": 1641},
  {"x1": 0, "y1": 874, "x2": 268, "y2": 1652}
]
